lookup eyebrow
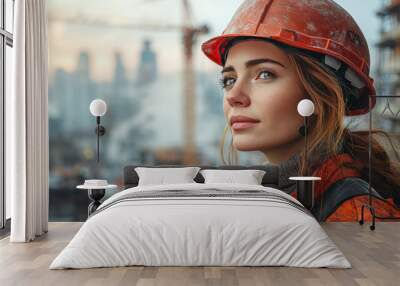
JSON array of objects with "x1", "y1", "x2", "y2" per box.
[{"x1": 221, "y1": 58, "x2": 286, "y2": 74}]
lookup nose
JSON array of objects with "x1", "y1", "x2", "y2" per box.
[{"x1": 225, "y1": 83, "x2": 251, "y2": 107}]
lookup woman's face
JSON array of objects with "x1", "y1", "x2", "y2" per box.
[{"x1": 221, "y1": 40, "x2": 307, "y2": 162}]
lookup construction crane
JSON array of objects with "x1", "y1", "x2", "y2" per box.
[
  {"x1": 180, "y1": 0, "x2": 209, "y2": 165},
  {"x1": 49, "y1": 0, "x2": 210, "y2": 165}
]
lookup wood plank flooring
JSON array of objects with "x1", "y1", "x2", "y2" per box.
[{"x1": 0, "y1": 222, "x2": 399, "y2": 286}]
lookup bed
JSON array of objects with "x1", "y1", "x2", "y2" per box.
[{"x1": 49, "y1": 165, "x2": 351, "y2": 269}]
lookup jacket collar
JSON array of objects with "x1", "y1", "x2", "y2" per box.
[{"x1": 263, "y1": 141, "x2": 343, "y2": 190}]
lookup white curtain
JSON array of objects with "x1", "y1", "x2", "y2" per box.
[{"x1": 7, "y1": 0, "x2": 49, "y2": 242}]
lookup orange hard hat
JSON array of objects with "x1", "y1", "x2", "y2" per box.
[{"x1": 201, "y1": 0, "x2": 376, "y2": 116}]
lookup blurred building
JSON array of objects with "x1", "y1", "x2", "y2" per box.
[
  {"x1": 74, "y1": 51, "x2": 96, "y2": 132},
  {"x1": 136, "y1": 39, "x2": 158, "y2": 85},
  {"x1": 376, "y1": 0, "x2": 400, "y2": 132}
]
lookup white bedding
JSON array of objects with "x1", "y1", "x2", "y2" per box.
[{"x1": 49, "y1": 183, "x2": 351, "y2": 269}]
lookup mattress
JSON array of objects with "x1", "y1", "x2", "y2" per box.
[{"x1": 49, "y1": 183, "x2": 351, "y2": 269}]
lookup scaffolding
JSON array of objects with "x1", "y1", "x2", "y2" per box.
[{"x1": 376, "y1": 0, "x2": 400, "y2": 133}]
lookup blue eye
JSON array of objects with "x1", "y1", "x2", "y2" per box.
[
  {"x1": 256, "y1": 70, "x2": 275, "y2": 80},
  {"x1": 219, "y1": 77, "x2": 236, "y2": 89}
]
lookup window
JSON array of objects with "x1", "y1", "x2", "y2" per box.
[{"x1": 1, "y1": 0, "x2": 14, "y2": 230}]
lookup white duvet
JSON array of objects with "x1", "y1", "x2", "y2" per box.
[{"x1": 49, "y1": 183, "x2": 351, "y2": 269}]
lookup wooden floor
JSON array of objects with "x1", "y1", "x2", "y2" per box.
[{"x1": 0, "y1": 223, "x2": 399, "y2": 286}]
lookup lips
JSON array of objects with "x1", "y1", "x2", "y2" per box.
[
  {"x1": 230, "y1": 115, "x2": 260, "y2": 125},
  {"x1": 230, "y1": 115, "x2": 260, "y2": 131}
]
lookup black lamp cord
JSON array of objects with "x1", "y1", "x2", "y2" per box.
[
  {"x1": 96, "y1": 116, "x2": 100, "y2": 164},
  {"x1": 304, "y1": 116, "x2": 308, "y2": 177}
]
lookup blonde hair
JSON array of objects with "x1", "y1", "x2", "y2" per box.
[
  {"x1": 220, "y1": 124, "x2": 239, "y2": 165},
  {"x1": 290, "y1": 52, "x2": 347, "y2": 175}
]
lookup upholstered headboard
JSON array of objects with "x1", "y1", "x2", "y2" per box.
[{"x1": 123, "y1": 165, "x2": 280, "y2": 189}]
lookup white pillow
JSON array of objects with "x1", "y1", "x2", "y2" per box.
[
  {"x1": 135, "y1": 167, "x2": 201, "y2": 186},
  {"x1": 200, "y1": 169, "x2": 266, "y2": 185}
]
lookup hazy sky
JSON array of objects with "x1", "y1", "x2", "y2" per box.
[{"x1": 48, "y1": 0, "x2": 384, "y2": 81}]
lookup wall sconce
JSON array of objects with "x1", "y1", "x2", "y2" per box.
[
  {"x1": 290, "y1": 99, "x2": 321, "y2": 210},
  {"x1": 297, "y1": 98, "x2": 315, "y2": 174},
  {"x1": 89, "y1": 99, "x2": 107, "y2": 163}
]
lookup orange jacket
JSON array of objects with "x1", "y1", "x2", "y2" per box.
[{"x1": 291, "y1": 153, "x2": 400, "y2": 222}]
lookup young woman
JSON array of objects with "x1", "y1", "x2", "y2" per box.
[{"x1": 201, "y1": 0, "x2": 400, "y2": 222}]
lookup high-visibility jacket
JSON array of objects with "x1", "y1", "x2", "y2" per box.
[{"x1": 291, "y1": 153, "x2": 400, "y2": 222}]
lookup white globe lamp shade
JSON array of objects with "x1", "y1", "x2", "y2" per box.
[
  {"x1": 90, "y1": 99, "x2": 107, "y2": 117},
  {"x1": 297, "y1": 99, "x2": 314, "y2": 117}
]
